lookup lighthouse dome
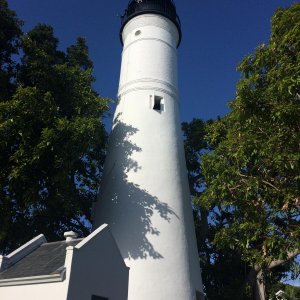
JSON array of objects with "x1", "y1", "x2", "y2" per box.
[{"x1": 120, "y1": 0, "x2": 181, "y2": 46}]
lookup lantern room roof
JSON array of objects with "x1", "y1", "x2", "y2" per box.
[{"x1": 120, "y1": 0, "x2": 182, "y2": 47}]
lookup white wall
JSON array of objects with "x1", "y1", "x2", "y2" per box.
[
  {"x1": 0, "y1": 267, "x2": 69, "y2": 300},
  {"x1": 0, "y1": 281, "x2": 68, "y2": 300},
  {"x1": 66, "y1": 225, "x2": 129, "y2": 300},
  {"x1": 0, "y1": 226, "x2": 128, "y2": 300},
  {"x1": 93, "y1": 14, "x2": 203, "y2": 300}
]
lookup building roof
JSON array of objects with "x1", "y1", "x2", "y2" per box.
[{"x1": 0, "y1": 239, "x2": 82, "y2": 280}]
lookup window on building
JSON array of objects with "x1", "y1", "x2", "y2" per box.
[
  {"x1": 91, "y1": 295, "x2": 108, "y2": 300},
  {"x1": 153, "y1": 95, "x2": 164, "y2": 111}
]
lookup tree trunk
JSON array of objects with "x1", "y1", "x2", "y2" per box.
[
  {"x1": 254, "y1": 270, "x2": 266, "y2": 300},
  {"x1": 248, "y1": 268, "x2": 266, "y2": 300},
  {"x1": 246, "y1": 251, "x2": 300, "y2": 300}
]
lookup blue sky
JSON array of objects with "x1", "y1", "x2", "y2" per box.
[
  {"x1": 9, "y1": 0, "x2": 297, "y2": 124},
  {"x1": 8, "y1": 0, "x2": 299, "y2": 287}
]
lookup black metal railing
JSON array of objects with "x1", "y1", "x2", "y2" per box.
[
  {"x1": 120, "y1": 0, "x2": 181, "y2": 46},
  {"x1": 121, "y1": 0, "x2": 181, "y2": 28}
]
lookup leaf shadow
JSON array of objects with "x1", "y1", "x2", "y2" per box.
[{"x1": 94, "y1": 113, "x2": 177, "y2": 259}]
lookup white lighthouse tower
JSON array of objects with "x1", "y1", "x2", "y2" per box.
[{"x1": 93, "y1": 0, "x2": 204, "y2": 299}]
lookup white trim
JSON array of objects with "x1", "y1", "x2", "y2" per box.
[
  {"x1": 123, "y1": 37, "x2": 176, "y2": 53},
  {"x1": 7, "y1": 234, "x2": 47, "y2": 260},
  {"x1": 0, "y1": 268, "x2": 66, "y2": 287},
  {"x1": 75, "y1": 224, "x2": 108, "y2": 250},
  {"x1": 118, "y1": 86, "x2": 178, "y2": 100},
  {"x1": 118, "y1": 78, "x2": 178, "y2": 96},
  {"x1": 78, "y1": 224, "x2": 129, "y2": 270},
  {"x1": 0, "y1": 234, "x2": 47, "y2": 271}
]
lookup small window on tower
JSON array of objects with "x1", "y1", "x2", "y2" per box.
[{"x1": 153, "y1": 96, "x2": 164, "y2": 112}]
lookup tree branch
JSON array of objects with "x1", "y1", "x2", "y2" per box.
[
  {"x1": 238, "y1": 173, "x2": 280, "y2": 191},
  {"x1": 269, "y1": 249, "x2": 300, "y2": 269},
  {"x1": 262, "y1": 180, "x2": 280, "y2": 191}
]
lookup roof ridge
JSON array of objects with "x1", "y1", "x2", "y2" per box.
[{"x1": 41, "y1": 239, "x2": 83, "y2": 246}]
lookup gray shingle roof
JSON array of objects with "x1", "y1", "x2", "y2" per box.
[{"x1": 0, "y1": 239, "x2": 82, "y2": 280}]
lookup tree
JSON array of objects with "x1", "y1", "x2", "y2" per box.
[
  {"x1": 183, "y1": 119, "x2": 253, "y2": 299},
  {"x1": 0, "y1": 14, "x2": 108, "y2": 253},
  {"x1": 269, "y1": 282, "x2": 300, "y2": 300},
  {"x1": 200, "y1": 3, "x2": 300, "y2": 299},
  {"x1": 0, "y1": 0, "x2": 23, "y2": 99}
]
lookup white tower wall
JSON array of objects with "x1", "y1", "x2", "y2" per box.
[{"x1": 93, "y1": 14, "x2": 203, "y2": 300}]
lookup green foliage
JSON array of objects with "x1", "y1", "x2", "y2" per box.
[
  {"x1": 182, "y1": 118, "x2": 210, "y2": 197},
  {"x1": 269, "y1": 282, "x2": 300, "y2": 300},
  {"x1": 200, "y1": 2, "x2": 300, "y2": 293},
  {"x1": 0, "y1": 0, "x2": 23, "y2": 99},
  {"x1": 183, "y1": 119, "x2": 252, "y2": 299},
  {"x1": 182, "y1": 3, "x2": 300, "y2": 298},
  {"x1": 67, "y1": 37, "x2": 93, "y2": 70},
  {"x1": 0, "y1": 6, "x2": 108, "y2": 253}
]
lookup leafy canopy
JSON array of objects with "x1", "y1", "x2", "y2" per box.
[
  {"x1": 0, "y1": 0, "x2": 23, "y2": 99},
  {"x1": 183, "y1": 119, "x2": 253, "y2": 300},
  {"x1": 200, "y1": 3, "x2": 300, "y2": 273},
  {"x1": 0, "y1": 3, "x2": 108, "y2": 253}
]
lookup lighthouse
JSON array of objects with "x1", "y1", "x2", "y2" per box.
[{"x1": 93, "y1": 0, "x2": 204, "y2": 299}]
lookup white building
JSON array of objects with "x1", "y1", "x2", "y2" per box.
[
  {"x1": 0, "y1": 225, "x2": 128, "y2": 300},
  {"x1": 0, "y1": 1, "x2": 204, "y2": 299}
]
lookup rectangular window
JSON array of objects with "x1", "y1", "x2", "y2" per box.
[
  {"x1": 153, "y1": 95, "x2": 164, "y2": 111},
  {"x1": 91, "y1": 295, "x2": 108, "y2": 300}
]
